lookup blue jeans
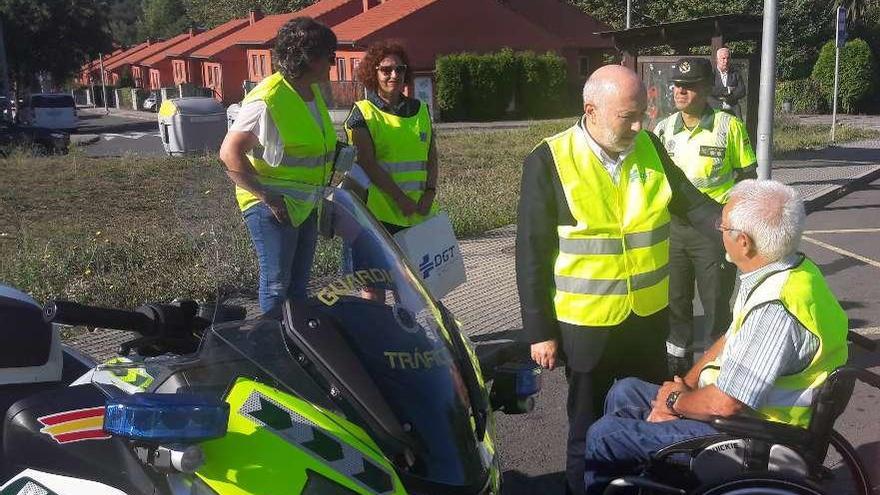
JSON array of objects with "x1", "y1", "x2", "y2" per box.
[
  {"x1": 243, "y1": 203, "x2": 318, "y2": 316},
  {"x1": 584, "y1": 377, "x2": 719, "y2": 494}
]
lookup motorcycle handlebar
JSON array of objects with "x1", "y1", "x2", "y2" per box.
[{"x1": 43, "y1": 300, "x2": 154, "y2": 335}]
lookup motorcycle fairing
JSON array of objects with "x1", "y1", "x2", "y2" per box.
[
  {"x1": 196, "y1": 377, "x2": 406, "y2": 495},
  {"x1": 0, "y1": 468, "x2": 127, "y2": 495}
]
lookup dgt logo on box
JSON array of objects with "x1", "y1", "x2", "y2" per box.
[{"x1": 418, "y1": 245, "x2": 457, "y2": 279}]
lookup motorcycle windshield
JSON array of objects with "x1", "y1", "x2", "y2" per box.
[
  {"x1": 92, "y1": 185, "x2": 492, "y2": 489},
  {"x1": 208, "y1": 186, "x2": 491, "y2": 488}
]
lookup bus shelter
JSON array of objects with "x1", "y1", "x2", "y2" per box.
[{"x1": 598, "y1": 14, "x2": 763, "y2": 144}]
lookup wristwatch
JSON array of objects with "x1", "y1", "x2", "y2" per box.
[{"x1": 666, "y1": 390, "x2": 683, "y2": 416}]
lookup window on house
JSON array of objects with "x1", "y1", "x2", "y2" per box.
[
  {"x1": 260, "y1": 54, "x2": 267, "y2": 77},
  {"x1": 214, "y1": 67, "x2": 220, "y2": 87},
  {"x1": 351, "y1": 59, "x2": 360, "y2": 80},
  {"x1": 578, "y1": 56, "x2": 591, "y2": 77},
  {"x1": 336, "y1": 57, "x2": 346, "y2": 81}
]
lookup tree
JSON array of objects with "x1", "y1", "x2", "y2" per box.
[
  {"x1": 183, "y1": 0, "x2": 314, "y2": 28},
  {"x1": 812, "y1": 38, "x2": 877, "y2": 113},
  {"x1": 108, "y1": 0, "x2": 142, "y2": 46},
  {"x1": 0, "y1": 0, "x2": 113, "y2": 93},
  {"x1": 566, "y1": 0, "x2": 836, "y2": 80},
  {"x1": 138, "y1": 0, "x2": 193, "y2": 40}
]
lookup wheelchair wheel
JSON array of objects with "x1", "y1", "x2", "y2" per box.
[
  {"x1": 693, "y1": 475, "x2": 825, "y2": 495},
  {"x1": 816, "y1": 430, "x2": 871, "y2": 495}
]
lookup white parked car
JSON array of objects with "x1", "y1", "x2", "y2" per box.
[
  {"x1": 18, "y1": 93, "x2": 78, "y2": 130},
  {"x1": 143, "y1": 92, "x2": 159, "y2": 112}
]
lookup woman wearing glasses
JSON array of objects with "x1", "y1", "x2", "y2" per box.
[
  {"x1": 219, "y1": 17, "x2": 337, "y2": 317},
  {"x1": 344, "y1": 41, "x2": 439, "y2": 301}
]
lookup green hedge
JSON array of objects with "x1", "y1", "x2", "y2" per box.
[
  {"x1": 117, "y1": 87, "x2": 134, "y2": 109},
  {"x1": 435, "y1": 49, "x2": 567, "y2": 121},
  {"x1": 775, "y1": 79, "x2": 827, "y2": 114},
  {"x1": 811, "y1": 38, "x2": 877, "y2": 114}
]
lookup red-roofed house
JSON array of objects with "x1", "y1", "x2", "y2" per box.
[
  {"x1": 105, "y1": 39, "x2": 165, "y2": 88},
  {"x1": 191, "y1": 0, "x2": 363, "y2": 104},
  {"x1": 129, "y1": 31, "x2": 204, "y2": 90},
  {"x1": 89, "y1": 42, "x2": 155, "y2": 86},
  {"x1": 228, "y1": 0, "x2": 611, "y2": 112},
  {"x1": 501, "y1": 0, "x2": 613, "y2": 84},
  {"x1": 164, "y1": 14, "x2": 258, "y2": 87}
]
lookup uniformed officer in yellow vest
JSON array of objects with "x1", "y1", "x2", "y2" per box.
[
  {"x1": 516, "y1": 64, "x2": 722, "y2": 495},
  {"x1": 343, "y1": 41, "x2": 438, "y2": 302},
  {"x1": 583, "y1": 180, "x2": 847, "y2": 494},
  {"x1": 653, "y1": 57, "x2": 757, "y2": 377},
  {"x1": 219, "y1": 17, "x2": 337, "y2": 317}
]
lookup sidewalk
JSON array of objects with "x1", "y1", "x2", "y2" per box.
[{"x1": 443, "y1": 138, "x2": 880, "y2": 345}]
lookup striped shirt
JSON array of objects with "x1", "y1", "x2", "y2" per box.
[{"x1": 715, "y1": 254, "x2": 820, "y2": 409}]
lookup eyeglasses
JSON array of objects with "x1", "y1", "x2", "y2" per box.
[
  {"x1": 715, "y1": 217, "x2": 741, "y2": 236},
  {"x1": 377, "y1": 64, "x2": 407, "y2": 76}
]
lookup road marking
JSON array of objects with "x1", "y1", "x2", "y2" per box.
[
  {"x1": 101, "y1": 131, "x2": 159, "y2": 141},
  {"x1": 804, "y1": 228, "x2": 880, "y2": 234},
  {"x1": 854, "y1": 327, "x2": 880, "y2": 336},
  {"x1": 801, "y1": 235, "x2": 880, "y2": 270}
]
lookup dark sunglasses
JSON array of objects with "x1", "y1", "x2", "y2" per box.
[{"x1": 377, "y1": 64, "x2": 407, "y2": 76}]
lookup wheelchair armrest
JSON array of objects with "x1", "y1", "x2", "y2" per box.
[{"x1": 710, "y1": 415, "x2": 811, "y2": 446}]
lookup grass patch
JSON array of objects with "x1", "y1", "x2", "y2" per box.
[{"x1": 1, "y1": 117, "x2": 875, "y2": 308}]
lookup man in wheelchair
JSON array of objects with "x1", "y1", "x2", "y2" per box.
[{"x1": 583, "y1": 179, "x2": 849, "y2": 494}]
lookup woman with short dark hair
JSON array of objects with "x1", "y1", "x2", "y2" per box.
[
  {"x1": 344, "y1": 41, "x2": 438, "y2": 301},
  {"x1": 219, "y1": 17, "x2": 337, "y2": 317}
]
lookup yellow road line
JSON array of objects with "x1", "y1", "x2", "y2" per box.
[
  {"x1": 804, "y1": 228, "x2": 880, "y2": 234},
  {"x1": 801, "y1": 235, "x2": 880, "y2": 270}
]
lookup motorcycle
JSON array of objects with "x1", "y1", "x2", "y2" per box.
[{"x1": 0, "y1": 186, "x2": 541, "y2": 494}]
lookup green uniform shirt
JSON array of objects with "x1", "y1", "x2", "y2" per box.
[{"x1": 654, "y1": 108, "x2": 756, "y2": 203}]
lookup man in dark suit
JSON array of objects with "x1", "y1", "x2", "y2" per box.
[{"x1": 709, "y1": 47, "x2": 745, "y2": 120}]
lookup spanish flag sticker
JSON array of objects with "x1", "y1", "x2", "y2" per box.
[{"x1": 38, "y1": 407, "x2": 111, "y2": 444}]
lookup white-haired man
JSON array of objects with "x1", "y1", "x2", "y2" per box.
[
  {"x1": 583, "y1": 180, "x2": 848, "y2": 494},
  {"x1": 515, "y1": 64, "x2": 722, "y2": 495}
]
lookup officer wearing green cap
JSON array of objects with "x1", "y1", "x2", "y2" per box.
[{"x1": 654, "y1": 57, "x2": 757, "y2": 376}]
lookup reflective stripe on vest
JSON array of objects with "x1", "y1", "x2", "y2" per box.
[
  {"x1": 347, "y1": 99, "x2": 435, "y2": 227},
  {"x1": 235, "y1": 72, "x2": 337, "y2": 227},
  {"x1": 547, "y1": 126, "x2": 672, "y2": 327},
  {"x1": 250, "y1": 147, "x2": 336, "y2": 169},
  {"x1": 660, "y1": 110, "x2": 735, "y2": 203},
  {"x1": 698, "y1": 256, "x2": 848, "y2": 428}
]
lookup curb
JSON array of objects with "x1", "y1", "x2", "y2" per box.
[
  {"x1": 802, "y1": 165, "x2": 880, "y2": 213},
  {"x1": 70, "y1": 134, "x2": 100, "y2": 146}
]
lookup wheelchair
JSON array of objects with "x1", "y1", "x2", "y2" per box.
[{"x1": 604, "y1": 330, "x2": 880, "y2": 495}]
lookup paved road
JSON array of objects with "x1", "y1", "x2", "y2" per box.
[
  {"x1": 495, "y1": 179, "x2": 880, "y2": 494},
  {"x1": 74, "y1": 109, "x2": 164, "y2": 157}
]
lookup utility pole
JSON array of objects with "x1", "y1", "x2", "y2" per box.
[
  {"x1": 0, "y1": 18, "x2": 10, "y2": 100},
  {"x1": 626, "y1": 0, "x2": 632, "y2": 29},
  {"x1": 755, "y1": 0, "x2": 779, "y2": 180},
  {"x1": 831, "y1": 6, "x2": 846, "y2": 143},
  {"x1": 99, "y1": 53, "x2": 109, "y2": 114}
]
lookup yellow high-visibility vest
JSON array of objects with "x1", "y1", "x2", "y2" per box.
[
  {"x1": 698, "y1": 256, "x2": 848, "y2": 428},
  {"x1": 236, "y1": 72, "x2": 337, "y2": 226},
  {"x1": 654, "y1": 109, "x2": 755, "y2": 203},
  {"x1": 347, "y1": 99, "x2": 435, "y2": 227},
  {"x1": 547, "y1": 125, "x2": 672, "y2": 327}
]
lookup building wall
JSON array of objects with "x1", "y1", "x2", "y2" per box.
[{"x1": 203, "y1": 47, "x2": 251, "y2": 104}]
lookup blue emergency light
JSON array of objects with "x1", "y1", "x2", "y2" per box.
[{"x1": 104, "y1": 393, "x2": 229, "y2": 443}]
